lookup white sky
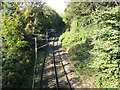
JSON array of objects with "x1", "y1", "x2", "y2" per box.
[{"x1": 42, "y1": 0, "x2": 68, "y2": 13}]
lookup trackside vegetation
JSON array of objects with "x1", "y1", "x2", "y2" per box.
[
  {"x1": 1, "y1": 2, "x2": 63, "y2": 88},
  {"x1": 59, "y1": 2, "x2": 120, "y2": 88},
  {"x1": 1, "y1": 1, "x2": 119, "y2": 88}
]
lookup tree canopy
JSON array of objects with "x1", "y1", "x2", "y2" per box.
[{"x1": 1, "y1": 1, "x2": 63, "y2": 88}]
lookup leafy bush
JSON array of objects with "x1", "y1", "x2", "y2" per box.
[
  {"x1": 1, "y1": 2, "x2": 63, "y2": 88},
  {"x1": 60, "y1": 2, "x2": 120, "y2": 88}
]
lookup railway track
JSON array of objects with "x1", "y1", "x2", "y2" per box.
[{"x1": 38, "y1": 33, "x2": 72, "y2": 89}]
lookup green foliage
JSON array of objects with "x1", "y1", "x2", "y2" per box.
[
  {"x1": 1, "y1": 1, "x2": 63, "y2": 88},
  {"x1": 60, "y1": 2, "x2": 120, "y2": 88},
  {"x1": 2, "y1": 16, "x2": 28, "y2": 49}
]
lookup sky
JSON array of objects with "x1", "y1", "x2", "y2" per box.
[
  {"x1": 2, "y1": 0, "x2": 69, "y2": 13},
  {"x1": 42, "y1": 0, "x2": 68, "y2": 13}
]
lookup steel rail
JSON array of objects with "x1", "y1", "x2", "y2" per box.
[
  {"x1": 38, "y1": 31, "x2": 73, "y2": 89},
  {"x1": 38, "y1": 45, "x2": 47, "y2": 89},
  {"x1": 55, "y1": 36, "x2": 72, "y2": 90},
  {"x1": 38, "y1": 28, "x2": 48, "y2": 89},
  {"x1": 53, "y1": 36, "x2": 59, "y2": 90}
]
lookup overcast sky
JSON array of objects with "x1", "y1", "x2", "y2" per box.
[{"x1": 42, "y1": 0, "x2": 68, "y2": 13}]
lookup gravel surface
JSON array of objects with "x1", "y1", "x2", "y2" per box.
[{"x1": 41, "y1": 37, "x2": 84, "y2": 88}]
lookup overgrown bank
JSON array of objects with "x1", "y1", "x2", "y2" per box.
[
  {"x1": 60, "y1": 2, "x2": 120, "y2": 88},
  {"x1": 1, "y1": 2, "x2": 63, "y2": 88}
]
